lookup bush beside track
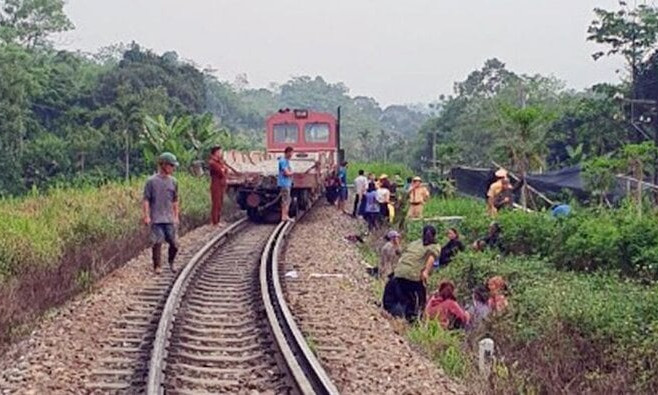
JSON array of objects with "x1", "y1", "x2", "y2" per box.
[
  {"x1": 0, "y1": 175, "x2": 217, "y2": 344},
  {"x1": 403, "y1": 197, "x2": 658, "y2": 393},
  {"x1": 408, "y1": 197, "x2": 658, "y2": 279}
]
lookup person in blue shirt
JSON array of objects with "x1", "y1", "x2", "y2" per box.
[
  {"x1": 364, "y1": 182, "x2": 381, "y2": 231},
  {"x1": 551, "y1": 203, "x2": 571, "y2": 218},
  {"x1": 337, "y1": 161, "x2": 349, "y2": 213},
  {"x1": 278, "y1": 146, "x2": 294, "y2": 222}
]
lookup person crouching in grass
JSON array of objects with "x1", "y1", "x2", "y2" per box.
[
  {"x1": 383, "y1": 225, "x2": 440, "y2": 322},
  {"x1": 143, "y1": 152, "x2": 180, "y2": 274}
]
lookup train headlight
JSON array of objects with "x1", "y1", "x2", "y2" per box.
[{"x1": 246, "y1": 193, "x2": 261, "y2": 208}]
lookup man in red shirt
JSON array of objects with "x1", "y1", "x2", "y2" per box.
[{"x1": 208, "y1": 146, "x2": 238, "y2": 226}]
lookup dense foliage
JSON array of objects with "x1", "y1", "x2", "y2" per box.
[
  {"x1": 402, "y1": 198, "x2": 658, "y2": 392},
  {"x1": 411, "y1": 58, "x2": 634, "y2": 176},
  {"x1": 0, "y1": 1, "x2": 430, "y2": 196},
  {"x1": 409, "y1": 197, "x2": 658, "y2": 280}
]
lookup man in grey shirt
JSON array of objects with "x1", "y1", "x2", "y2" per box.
[{"x1": 143, "y1": 152, "x2": 180, "y2": 274}]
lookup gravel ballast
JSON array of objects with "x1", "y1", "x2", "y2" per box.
[
  {"x1": 0, "y1": 223, "x2": 227, "y2": 394},
  {"x1": 284, "y1": 205, "x2": 464, "y2": 394}
]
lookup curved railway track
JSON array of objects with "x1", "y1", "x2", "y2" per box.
[{"x1": 89, "y1": 208, "x2": 338, "y2": 394}]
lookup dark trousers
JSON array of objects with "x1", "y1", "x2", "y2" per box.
[
  {"x1": 379, "y1": 202, "x2": 389, "y2": 225},
  {"x1": 383, "y1": 277, "x2": 426, "y2": 322},
  {"x1": 326, "y1": 187, "x2": 337, "y2": 204},
  {"x1": 365, "y1": 212, "x2": 378, "y2": 231},
  {"x1": 352, "y1": 194, "x2": 361, "y2": 216},
  {"x1": 150, "y1": 224, "x2": 179, "y2": 269}
]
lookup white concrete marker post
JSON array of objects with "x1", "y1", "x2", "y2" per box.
[{"x1": 478, "y1": 338, "x2": 495, "y2": 377}]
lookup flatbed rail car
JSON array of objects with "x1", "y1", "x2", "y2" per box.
[{"x1": 226, "y1": 109, "x2": 341, "y2": 222}]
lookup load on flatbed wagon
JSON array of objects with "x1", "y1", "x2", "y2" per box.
[{"x1": 225, "y1": 108, "x2": 343, "y2": 222}]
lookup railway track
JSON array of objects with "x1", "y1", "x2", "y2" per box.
[{"x1": 88, "y1": 211, "x2": 338, "y2": 394}]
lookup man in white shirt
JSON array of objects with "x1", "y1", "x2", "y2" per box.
[{"x1": 353, "y1": 169, "x2": 368, "y2": 217}]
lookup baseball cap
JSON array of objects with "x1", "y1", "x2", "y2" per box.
[
  {"x1": 159, "y1": 152, "x2": 179, "y2": 167},
  {"x1": 386, "y1": 230, "x2": 401, "y2": 239},
  {"x1": 495, "y1": 168, "x2": 508, "y2": 178}
]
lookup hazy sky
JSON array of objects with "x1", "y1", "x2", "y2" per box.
[{"x1": 58, "y1": 0, "x2": 625, "y2": 106}]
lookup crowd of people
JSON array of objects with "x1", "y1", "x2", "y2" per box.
[
  {"x1": 379, "y1": 223, "x2": 509, "y2": 330},
  {"x1": 330, "y1": 166, "x2": 431, "y2": 232},
  {"x1": 141, "y1": 148, "x2": 510, "y2": 334}
]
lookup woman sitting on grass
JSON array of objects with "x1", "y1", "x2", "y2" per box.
[
  {"x1": 465, "y1": 285, "x2": 491, "y2": 331},
  {"x1": 425, "y1": 281, "x2": 470, "y2": 330},
  {"x1": 383, "y1": 225, "x2": 440, "y2": 322},
  {"x1": 487, "y1": 276, "x2": 509, "y2": 313}
]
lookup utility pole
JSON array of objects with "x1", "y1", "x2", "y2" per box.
[
  {"x1": 432, "y1": 129, "x2": 437, "y2": 177},
  {"x1": 654, "y1": 107, "x2": 658, "y2": 187}
]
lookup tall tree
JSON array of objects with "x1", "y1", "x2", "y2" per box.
[
  {"x1": 0, "y1": 0, "x2": 73, "y2": 47},
  {"x1": 588, "y1": 2, "x2": 658, "y2": 90}
]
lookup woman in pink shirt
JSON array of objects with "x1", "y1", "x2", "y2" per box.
[{"x1": 425, "y1": 281, "x2": 470, "y2": 330}]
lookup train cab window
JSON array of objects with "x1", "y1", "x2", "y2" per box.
[
  {"x1": 304, "y1": 122, "x2": 330, "y2": 143},
  {"x1": 273, "y1": 123, "x2": 299, "y2": 143}
]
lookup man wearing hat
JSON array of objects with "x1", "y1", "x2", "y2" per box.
[
  {"x1": 487, "y1": 168, "x2": 512, "y2": 216},
  {"x1": 407, "y1": 176, "x2": 430, "y2": 218},
  {"x1": 143, "y1": 152, "x2": 180, "y2": 274}
]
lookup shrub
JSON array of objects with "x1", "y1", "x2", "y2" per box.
[
  {"x1": 552, "y1": 212, "x2": 622, "y2": 272},
  {"x1": 497, "y1": 210, "x2": 555, "y2": 256},
  {"x1": 405, "y1": 197, "x2": 658, "y2": 392},
  {"x1": 422, "y1": 197, "x2": 658, "y2": 279},
  {"x1": 618, "y1": 213, "x2": 658, "y2": 279},
  {"x1": 405, "y1": 198, "x2": 489, "y2": 244}
]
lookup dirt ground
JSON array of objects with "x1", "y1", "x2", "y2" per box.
[{"x1": 284, "y1": 204, "x2": 464, "y2": 394}]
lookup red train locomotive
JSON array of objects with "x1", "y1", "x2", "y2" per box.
[{"x1": 226, "y1": 108, "x2": 342, "y2": 222}]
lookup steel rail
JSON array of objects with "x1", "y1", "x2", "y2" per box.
[
  {"x1": 146, "y1": 204, "x2": 339, "y2": 394},
  {"x1": 145, "y1": 217, "x2": 248, "y2": 395},
  {"x1": 260, "y1": 212, "x2": 340, "y2": 395}
]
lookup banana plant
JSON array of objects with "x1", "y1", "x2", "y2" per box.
[
  {"x1": 140, "y1": 114, "x2": 195, "y2": 169},
  {"x1": 140, "y1": 114, "x2": 244, "y2": 173}
]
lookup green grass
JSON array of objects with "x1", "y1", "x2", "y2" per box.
[
  {"x1": 405, "y1": 197, "x2": 488, "y2": 243},
  {"x1": 0, "y1": 174, "x2": 210, "y2": 283},
  {"x1": 347, "y1": 162, "x2": 414, "y2": 183},
  {"x1": 407, "y1": 320, "x2": 471, "y2": 378}
]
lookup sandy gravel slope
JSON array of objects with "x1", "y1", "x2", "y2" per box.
[{"x1": 284, "y1": 205, "x2": 464, "y2": 395}]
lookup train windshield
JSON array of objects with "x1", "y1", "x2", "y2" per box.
[
  {"x1": 304, "y1": 122, "x2": 330, "y2": 143},
  {"x1": 273, "y1": 123, "x2": 299, "y2": 143}
]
